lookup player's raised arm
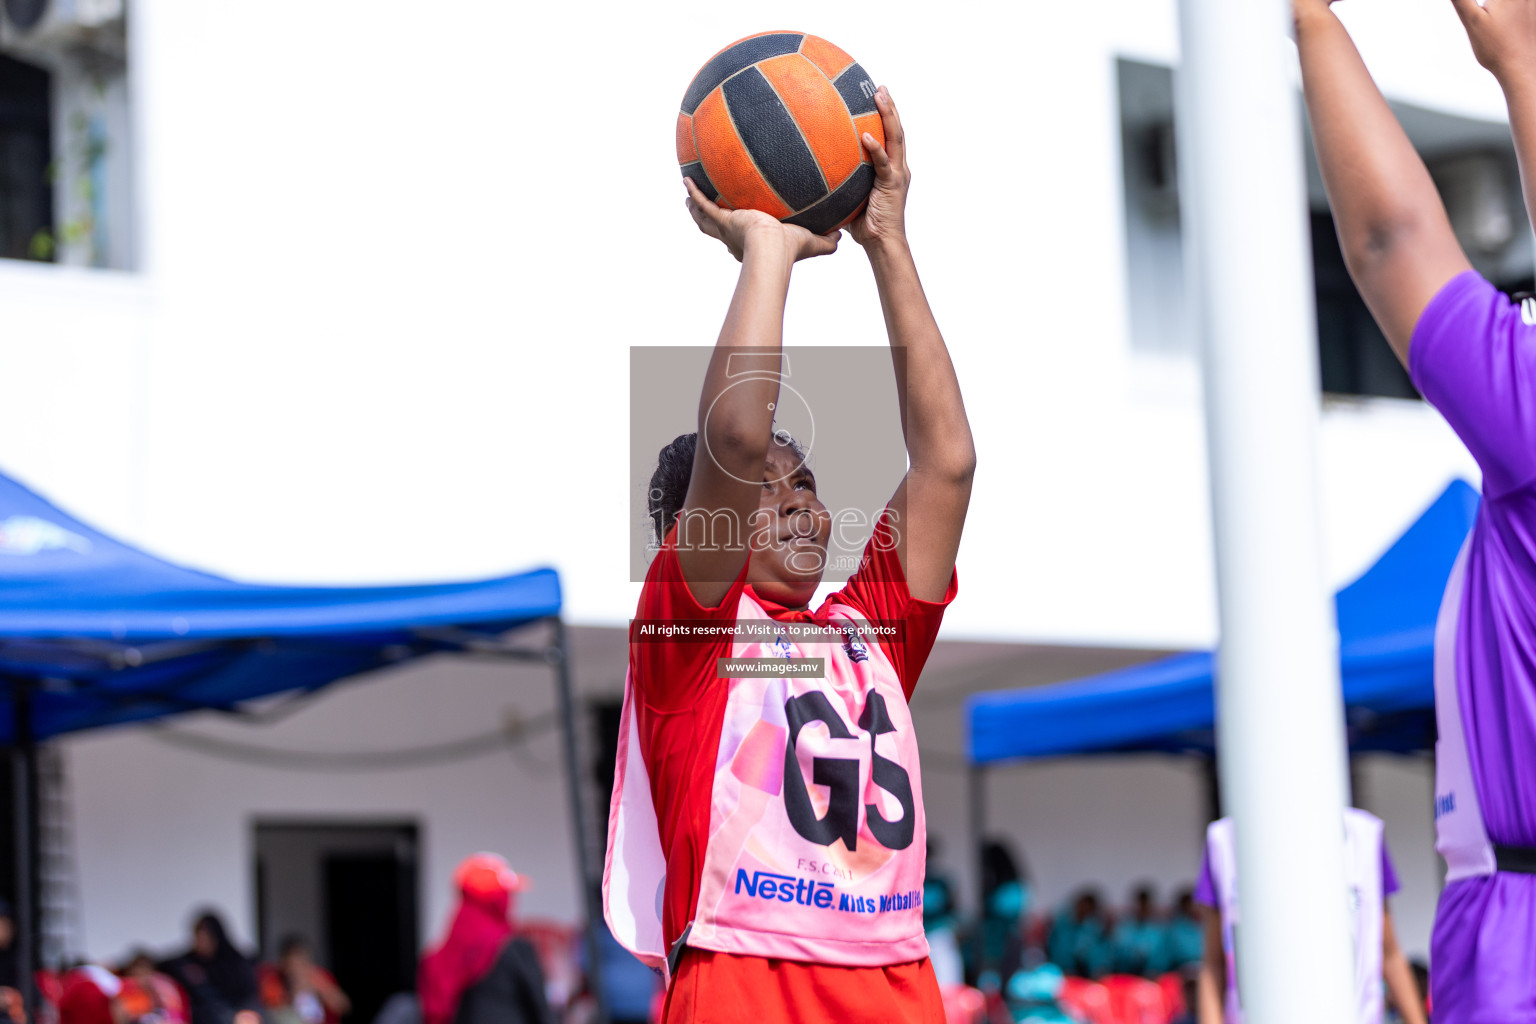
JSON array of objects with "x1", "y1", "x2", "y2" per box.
[
  {"x1": 1381, "y1": 909, "x2": 1428, "y2": 1024},
  {"x1": 850, "y1": 87, "x2": 976, "y2": 603},
  {"x1": 1452, "y1": 0, "x2": 1536, "y2": 232},
  {"x1": 1195, "y1": 906, "x2": 1225, "y2": 1024},
  {"x1": 675, "y1": 179, "x2": 838, "y2": 606},
  {"x1": 1294, "y1": 0, "x2": 1471, "y2": 362}
]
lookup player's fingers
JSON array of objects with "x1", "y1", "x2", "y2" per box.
[
  {"x1": 1449, "y1": 0, "x2": 1485, "y2": 27},
  {"x1": 684, "y1": 176, "x2": 727, "y2": 223},
  {"x1": 684, "y1": 178, "x2": 734, "y2": 239},
  {"x1": 875, "y1": 86, "x2": 906, "y2": 165},
  {"x1": 806, "y1": 230, "x2": 840, "y2": 257},
  {"x1": 685, "y1": 197, "x2": 725, "y2": 243},
  {"x1": 861, "y1": 132, "x2": 895, "y2": 181}
]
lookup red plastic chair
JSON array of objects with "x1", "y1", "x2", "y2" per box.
[
  {"x1": 517, "y1": 918, "x2": 580, "y2": 1009},
  {"x1": 1058, "y1": 976, "x2": 1114, "y2": 1024},
  {"x1": 1101, "y1": 975, "x2": 1168, "y2": 1024},
  {"x1": 940, "y1": 984, "x2": 987, "y2": 1024},
  {"x1": 1156, "y1": 973, "x2": 1186, "y2": 1021}
]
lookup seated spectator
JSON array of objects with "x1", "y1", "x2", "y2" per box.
[
  {"x1": 1163, "y1": 888, "x2": 1204, "y2": 971},
  {"x1": 419, "y1": 853, "x2": 551, "y2": 1024},
  {"x1": 1047, "y1": 890, "x2": 1114, "y2": 979},
  {"x1": 157, "y1": 910, "x2": 260, "y2": 1024},
  {"x1": 580, "y1": 920, "x2": 658, "y2": 1024},
  {"x1": 1005, "y1": 961, "x2": 1076, "y2": 1024},
  {"x1": 966, "y1": 839, "x2": 1031, "y2": 986},
  {"x1": 1111, "y1": 884, "x2": 1170, "y2": 976},
  {"x1": 257, "y1": 936, "x2": 349, "y2": 1024},
  {"x1": 0, "y1": 900, "x2": 19, "y2": 1024},
  {"x1": 924, "y1": 838, "x2": 964, "y2": 988},
  {"x1": 1167, "y1": 971, "x2": 1199, "y2": 1024},
  {"x1": 119, "y1": 951, "x2": 189, "y2": 1024},
  {"x1": 923, "y1": 873, "x2": 964, "y2": 989},
  {"x1": 59, "y1": 964, "x2": 124, "y2": 1024}
]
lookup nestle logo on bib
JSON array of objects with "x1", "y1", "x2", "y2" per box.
[
  {"x1": 735, "y1": 869, "x2": 835, "y2": 908},
  {"x1": 734, "y1": 869, "x2": 923, "y2": 917}
]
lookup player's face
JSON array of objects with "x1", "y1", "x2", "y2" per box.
[{"x1": 747, "y1": 440, "x2": 829, "y2": 609}]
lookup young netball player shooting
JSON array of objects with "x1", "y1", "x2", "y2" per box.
[
  {"x1": 607, "y1": 85, "x2": 974, "y2": 1024},
  {"x1": 1294, "y1": 1, "x2": 1536, "y2": 1020}
]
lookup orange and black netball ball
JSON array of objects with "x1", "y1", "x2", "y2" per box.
[{"x1": 677, "y1": 32, "x2": 884, "y2": 235}]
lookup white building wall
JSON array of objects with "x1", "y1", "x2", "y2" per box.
[
  {"x1": 62, "y1": 652, "x2": 592, "y2": 963},
  {"x1": 0, "y1": 0, "x2": 1505, "y2": 974},
  {"x1": 4, "y1": 0, "x2": 1489, "y2": 645}
]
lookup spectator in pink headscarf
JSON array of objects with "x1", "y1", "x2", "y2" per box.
[{"x1": 418, "y1": 854, "x2": 551, "y2": 1024}]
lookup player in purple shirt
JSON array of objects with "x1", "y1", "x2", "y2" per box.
[
  {"x1": 1295, "y1": 1, "x2": 1536, "y2": 1019},
  {"x1": 1193, "y1": 811, "x2": 1424, "y2": 1024}
]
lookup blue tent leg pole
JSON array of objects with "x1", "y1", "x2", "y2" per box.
[
  {"x1": 550, "y1": 619, "x2": 608, "y2": 1024},
  {"x1": 10, "y1": 680, "x2": 36, "y2": 1021}
]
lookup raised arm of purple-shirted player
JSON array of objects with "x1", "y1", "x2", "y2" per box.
[
  {"x1": 1293, "y1": 0, "x2": 1472, "y2": 362},
  {"x1": 1453, "y1": 0, "x2": 1536, "y2": 245},
  {"x1": 849, "y1": 87, "x2": 976, "y2": 602}
]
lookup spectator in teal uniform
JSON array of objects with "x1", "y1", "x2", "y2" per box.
[
  {"x1": 1112, "y1": 884, "x2": 1170, "y2": 976},
  {"x1": 966, "y1": 840, "x2": 1030, "y2": 987},
  {"x1": 1048, "y1": 890, "x2": 1114, "y2": 979},
  {"x1": 1163, "y1": 888, "x2": 1204, "y2": 971},
  {"x1": 923, "y1": 839, "x2": 964, "y2": 987},
  {"x1": 1004, "y1": 962, "x2": 1075, "y2": 1024}
]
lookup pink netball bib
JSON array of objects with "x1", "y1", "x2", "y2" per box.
[{"x1": 603, "y1": 591, "x2": 929, "y2": 981}]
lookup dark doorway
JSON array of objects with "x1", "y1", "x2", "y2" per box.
[
  {"x1": 254, "y1": 822, "x2": 419, "y2": 1024},
  {"x1": 324, "y1": 852, "x2": 417, "y2": 1024},
  {"x1": 0, "y1": 52, "x2": 52, "y2": 261}
]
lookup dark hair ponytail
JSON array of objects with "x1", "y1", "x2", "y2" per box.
[{"x1": 648, "y1": 433, "x2": 698, "y2": 547}]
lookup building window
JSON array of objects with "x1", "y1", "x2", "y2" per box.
[
  {"x1": 1116, "y1": 58, "x2": 1533, "y2": 399},
  {"x1": 1118, "y1": 60, "x2": 1187, "y2": 358},
  {"x1": 0, "y1": 0, "x2": 132, "y2": 269},
  {"x1": 0, "y1": 52, "x2": 50, "y2": 260},
  {"x1": 1311, "y1": 210, "x2": 1419, "y2": 399}
]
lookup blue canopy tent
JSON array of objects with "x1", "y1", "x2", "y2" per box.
[
  {"x1": 960, "y1": 480, "x2": 1479, "y2": 900},
  {"x1": 966, "y1": 479, "x2": 1478, "y2": 763},
  {"x1": 0, "y1": 471, "x2": 608, "y2": 1020}
]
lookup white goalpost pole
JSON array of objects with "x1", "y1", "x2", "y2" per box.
[{"x1": 1174, "y1": 1, "x2": 1357, "y2": 1023}]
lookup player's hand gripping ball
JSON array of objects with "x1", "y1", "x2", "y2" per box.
[{"x1": 677, "y1": 32, "x2": 884, "y2": 235}]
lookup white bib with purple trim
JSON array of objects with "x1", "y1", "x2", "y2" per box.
[
  {"x1": 1206, "y1": 810, "x2": 1385, "y2": 1024},
  {"x1": 1432, "y1": 538, "x2": 1498, "y2": 882}
]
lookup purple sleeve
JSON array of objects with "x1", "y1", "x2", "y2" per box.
[
  {"x1": 1381, "y1": 837, "x2": 1401, "y2": 898},
  {"x1": 1409, "y1": 270, "x2": 1536, "y2": 500},
  {"x1": 1194, "y1": 842, "x2": 1217, "y2": 908}
]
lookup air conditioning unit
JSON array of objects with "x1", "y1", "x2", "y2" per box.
[{"x1": 1, "y1": 0, "x2": 124, "y2": 51}]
